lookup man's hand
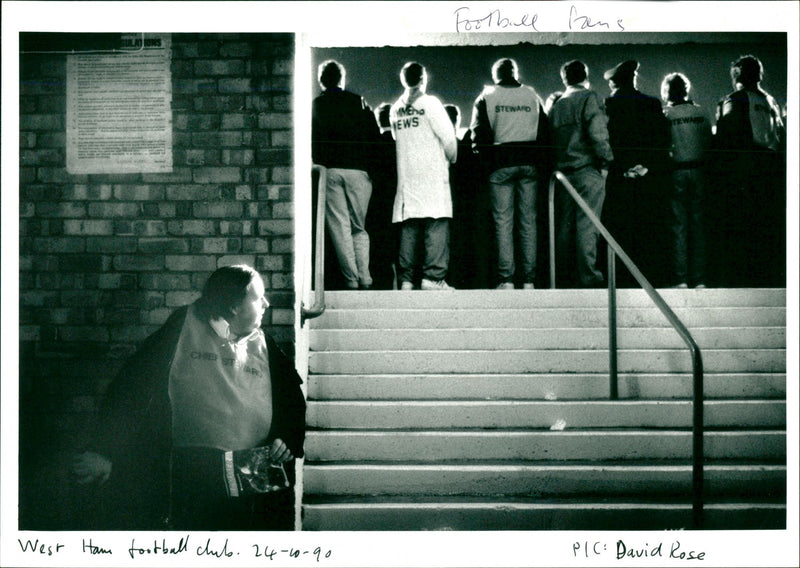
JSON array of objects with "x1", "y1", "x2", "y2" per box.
[
  {"x1": 72, "y1": 452, "x2": 112, "y2": 485},
  {"x1": 268, "y1": 438, "x2": 293, "y2": 464},
  {"x1": 623, "y1": 164, "x2": 648, "y2": 179}
]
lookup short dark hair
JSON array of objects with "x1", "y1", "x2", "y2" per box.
[
  {"x1": 561, "y1": 60, "x2": 588, "y2": 86},
  {"x1": 375, "y1": 102, "x2": 392, "y2": 129},
  {"x1": 318, "y1": 60, "x2": 344, "y2": 89},
  {"x1": 444, "y1": 104, "x2": 460, "y2": 127},
  {"x1": 661, "y1": 72, "x2": 690, "y2": 103},
  {"x1": 196, "y1": 264, "x2": 261, "y2": 319},
  {"x1": 731, "y1": 55, "x2": 763, "y2": 88},
  {"x1": 401, "y1": 62, "x2": 425, "y2": 88},
  {"x1": 492, "y1": 58, "x2": 518, "y2": 83}
]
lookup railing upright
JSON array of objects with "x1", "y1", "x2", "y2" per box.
[
  {"x1": 548, "y1": 170, "x2": 704, "y2": 528},
  {"x1": 301, "y1": 165, "x2": 327, "y2": 324}
]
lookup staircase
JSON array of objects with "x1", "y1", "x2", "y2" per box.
[{"x1": 303, "y1": 288, "x2": 786, "y2": 530}]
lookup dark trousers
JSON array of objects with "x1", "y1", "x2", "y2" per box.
[{"x1": 397, "y1": 217, "x2": 450, "y2": 284}]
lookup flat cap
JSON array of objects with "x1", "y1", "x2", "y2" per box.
[{"x1": 604, "y1": 59, "x2": 639, "y2": 82}]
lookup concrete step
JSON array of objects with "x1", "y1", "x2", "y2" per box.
[
  {"x1": 305, "y1": 430, "x2": 786, "y2": 462},
  {"x1": 308, "y1": 373, "x2": 786, "y2": 400},
  {"x1": 309, "y1": 348, "x2": 785, "y2": 375},
  {"x1": 310, "y1": 327, "x2": 786, "y2": 351},
  {"x1": 303, "y1": 462, "x2": 786, "y2": 498},
  {"x1": 312, "y1": 307, "x2": 786, "y2": 330},
  {"x1": 307, "y1": 400, "x2": 786, "y2": 429},
  {"x1": 302, "y1": 497, "x2": 786, "y2": 530},
  {"x1": 321, "y1": 288, "x2": 786, "y2": 310}
]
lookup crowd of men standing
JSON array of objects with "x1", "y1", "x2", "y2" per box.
[{"x1": 312, "y1": 53, "x2": 786, "y2": 291}]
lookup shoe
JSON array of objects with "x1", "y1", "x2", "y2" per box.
[
  {"x1": 346, "y1": 281, "x2": 359, "y2": 290},
  {"x1": 673, "y1": 283, "x2": 688, "y2": 289},
  {"x1": 522, "y1": 282, "x2": 535, "y2": 290},
  {"x1": 359, "y1": 283, "x2": 372, "y2": 290},
  {"x1": 496, "y1": 282, "x2": 514, "y2": 290},
  {"x1": 400, "y1": 281, "x2": 414, "y2": 291},
  {"x1": 421, "y1": 278, "x2": 454, "y2": 291},
  {"x1": 694, "y1": 283, "x2": 706, "y2": 289}
]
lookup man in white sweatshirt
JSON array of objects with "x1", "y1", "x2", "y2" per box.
[{"x1": 390, "y1": 62, "x2": 458, "y2": 291}]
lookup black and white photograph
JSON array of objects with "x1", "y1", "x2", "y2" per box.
[{"x1": 2, "y1": 2, "x2": 798, "y2": 567}]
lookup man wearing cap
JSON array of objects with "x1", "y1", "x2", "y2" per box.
[
  {"x1": 548, "y1": 60, "x2": 614, "y2": 288},
  {"x1": 602, "y1": 59, "x2": 670, "y2": 287},
  {"x1": 470, "y1": 58, "x2": 552, "y2": 290},
  {"x1": 711, "y1": 54, "x2": 785, "y2": 287}
]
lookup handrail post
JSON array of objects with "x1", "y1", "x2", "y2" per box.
[
  {"x1": 607, "y1": 244, "x2": 618, "y2": 400},
  {"x1": 301, "y1": 165, "x2": 327, "y2": 324},
  {"x1": 548, "y1": 174, "x2": 557, "y2": 289},
  {"x1": 692, "y1": 349, "x2": 705, "y2": 529}
]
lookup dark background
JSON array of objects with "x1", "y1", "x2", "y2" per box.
[{"x1": 311, "y1": 33, "x2": 787, "y2": 131}]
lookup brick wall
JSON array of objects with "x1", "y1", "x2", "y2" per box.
[{"x1": 18, "y1": 33, "x2": 296, "y2": 529}]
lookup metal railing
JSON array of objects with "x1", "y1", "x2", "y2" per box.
[
  {"x1": 301, "y1": 164, "x2": 327, "y2": 324},
  {"x1": 547, "y1": 170, "x2": 705, "y2": 529}
]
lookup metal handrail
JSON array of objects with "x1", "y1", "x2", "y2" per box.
[
  {"x1": 301, "y1": 164, "x2": 327, "y2": 324},
  {"x1": 548, "y1": 170, "x2": 705, "y2": 529}
]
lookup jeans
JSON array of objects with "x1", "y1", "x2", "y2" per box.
[
  {"x1": 489, "y1": 165, "x2": 538, "y2": 283},
  {"x1": 325, "y1": 168, "x2": 373, "y2": 288},
  {"x1": 397, "y1": 218, "x2": 450, "y2": 284},
  {"x1": 556, "y1": 166, "x2": 606, "y2": 287},
  {"x1": 669, "y1": 167, "x2": 706, "y2": 285}
]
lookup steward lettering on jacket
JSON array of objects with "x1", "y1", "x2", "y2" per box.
[
  {"x1": 669, "y1": 116, "x2": 705, "y2": 126},
  {"x1": 495, "y1": 104, "x2": 532, "y2": 113}
]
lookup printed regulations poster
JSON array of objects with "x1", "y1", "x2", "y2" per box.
[{"x1": 66, "y1": 33, "x2": 172, "y2": 174}]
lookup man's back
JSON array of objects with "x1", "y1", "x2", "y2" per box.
[{"x1": 312, "y1": 88, "x2": 377, "y2": 171}]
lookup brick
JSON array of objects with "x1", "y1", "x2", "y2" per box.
[
  {"x1": 258, "y1": 113, "x2": 292, "y2": 130},
  {"x1": 21, "y1": 148, "x2": 63, "y2": 166},
  {"x1": 259, "y1": 255, "x2": 288, "y2": 271},
  {"x1": 192, "y1": 131, "x2": 243, "y2": 147},
  {"x1": 271, "y1": 273, "x2": 293, "y2": 289},
  {"x1": 165, "y1": 255, "x2": 217, "y2": 272},
  {"x1": 60, "y1": 327, "x2": 109, "y2": 343},
  {"x1": 114, "y1": 185, "x2": 165, "y2": 201},
  {"x1": 270, "y1": 308, "x2": 294, "y2": 326},
  {"x1": 235, "y1": 185, "x2": 253, "y2": 200},
  {"x1": 36, "y1": 202, "x2": 86, "y2": 218},
  {"x1": 20, "y1": 290, "x2": 60, "y2": 307},
  {"x1": 272, "y1": 94, "x2": 292, "y2": 112},
  {"x1": 271, "y1": 166, "x2": 293, "y2": 183},
  {"x1": 266, "y1": 291, "x2": 294, "y2": 309},
  {"x1": 166, "y1": 184, "x2": 220, "y2": 201},
  {"x1": 191, "y1": 237, "x2": 239, "y2": 254},
  {"x1": 171, "y1": 60, "x2": 194, "y2": 78},
  {"x1": 173, "y1": 42, "x2": 200, "y2": 58},
  {"x1": 110, "y1": 326, "x2": 158, "y2": 343},
  {"x1": 139, "y1": 291, "x2": 165, "y2": 310},
  {"x1": 20, "y1": 202, "x2": 35, "y2": 217},
  {"x1": 247, "y1": 95, "x2": 271, "y2": 113},
  {"x1": 33, "y1": 237, "x2": 84, "y2": 253},
  {"x1": 86, "y1": 237, "x2": 137, "y2": 254},
  {"x1": 219, "y1": 78, "x2": 251, "y2": 94},
  {"x1": 159, "y1": 203, "x2": 177, "y2": 218},
  {"x1": 220, "y1": 42, "x2": 253, "y2": 58},
  {"x1": 141, "y1": 168, "x2": 193, "y2": 183},
  {"x1": 64, "y1": 220, "x2": 114, "y2": 235},
  {"x1": 166, "y1": 291, "x2": 200, "y2": 307},
  {"x1": 219, "y1": 221, "x2": 244, "y2": 235},
  {"x1": 59, "y1": 254, "x2": 109, "y2": 272},
  {"x1": 271, "y1": 202, "x2": 293, "y2": 219},
  {"x1": 242, "y1": 238, "x2": 270, "y2": 254},
  {"x1": 194, "y1": 201, "x2": 243, "y2": 218},
  {"x1": 187, "y1": 114, "x2": 220, "y2": 131},
  {"x1": 184, "y1": 149, "x2": 207, "y2": 165},
  {"x1": 88, "y1": 202, "x2": 141, "y2": 217},
  {"x1": 139, "y1": 273, "x2": 192, "y2": 290},
  {"x1": 20, "y1": 132, "x2": 37, "y2": 148},
  {"x1": 114, "y1": 255, "x2": 165, "y2": 271},
  {"x1": 271, "y1": 130, "x2": 292, "y2": 147},
  {"x1": 145, "y1": 308, "x2": 174, "y2": 325},
  {"x1": 194, "y1": 95, "x2": 245, "y2": 112},
  {"x1": 273, "y1": 58, "x2": 292, "y2": 76},
  {"x1": 20, "y1": 167, "x2": 37, "y2": 184},
  {"x1": 258, "y1": 219, "x2": 293, "y2": 237},
  {"x1": 139, "y1": 238, "x2": 190, "y2": 254},
  {"x1": 195, "y1": 60, "x2": 245, "y2": 76},
  {"x1": 221, "y1": 113, "x2": 254, "y2": 129},
  {"x1": 61, "y1": 290, "x2": 112, "y2": 307},
  {"x1": 221, "y1": 149, "x2": 254, "y2": 166},
  {"x1": 132, "y1": 221, "x2": 167, "y2": 237},
  {"x1": 193, "y1": 167, "x2": 241, "y2": 184},
  {"x1": 20, "y1": 326, "x2": 41, "y2": 342},
  {"x1": 244, "y1": 168, "x2": 270, "y2": 185},
  {"x1": 167, "y1": 220, "x2": 215, "y2": 236},
  {"x1": 35, "y1": 132, "x2": 67, "y2": 148},
  {"x1": 270, "y1": 237, "x2": 293, "y2": 253},
  {"x1": 257, "y1": 185, "x2": 282, "y2": 201},
  {"x1": 96, "y1": 274, "x2": 123, "y2": 289},
  {"x1": 38, "y1": 168, "x2": 72, "y2": 184},
  {"x1": 143, "y1": 202, "x2": 160, "y2": 216},
  {"x1": 19, "y1": 114, "x2": 64, "y2": 130}
]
